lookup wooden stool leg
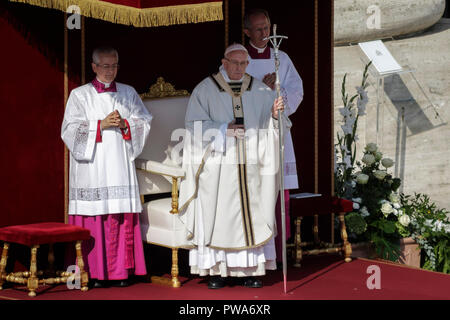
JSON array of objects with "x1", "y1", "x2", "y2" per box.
[
  {"x1": 0, "y1": 242, "x2": 9, "y2": 290},
  {"x1": 331, "y1": 213, "x2": 335, "y2": 246},
  {"x1": 28, "y1": 245, "x2": 39, "y2": 297},
  {"x1": 293, "y1": 217, "x2": 303, "y2": 268},
  {"x1": 313, "y1": 214, "x2": 319, "y2": 244},
  {"x1": 48, "y1": 243, "x2": 55, "y2": 276},
  {"x1": 75, "y1": 241, "x2": 89, "y2": 292},
  {"x1": 171, "y1": 248, "x2": 181, "y2": 288},
  {"x1": 338, "y1": 213, "x2": 352, "y2": 262}
]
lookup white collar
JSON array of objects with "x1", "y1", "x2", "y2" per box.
[
  {"x1": 219, "y1": 65, "x2": 244, "y2": 82},
  {"x1": 249, "y1": 41, "x2": 267, "y2": 54},
  {"x1": 96, "y1": 77, "x2": 112, "y2": 88}
]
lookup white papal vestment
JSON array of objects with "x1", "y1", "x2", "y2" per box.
[{"x1": 179, "y1": 69, "x2": 290, "y2": 277}]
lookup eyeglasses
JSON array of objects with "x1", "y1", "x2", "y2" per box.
[
  {"x1": 225, "y1": 58, "x2": 248, "y2": 68},
  {"x1": 96, "y1": 64, "x2": 120, "y2": 70},
  {"x1": 253, "y1": 26, "x2": 270, "y2": 33}
]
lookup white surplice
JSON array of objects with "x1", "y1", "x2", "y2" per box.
[
  {"x1": 179, "y1": 69, "x2": 289, "y2": 277},
  {"x1": 246, "y1": 45, "x2": 303, "y2": 189},
  {"x1": 61, "y1": 82, "x2": 152, "y2": 216}
]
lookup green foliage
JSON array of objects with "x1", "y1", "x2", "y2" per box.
[
  {"x1": 370, "y1": 233, "x2": 401, "y2": 261},
  {"x1": 401, "y1": 193, "x2": 450, "y2": 273},
  {"x1": 345, "y1": 212, "x2": 367, "y2": 235}
]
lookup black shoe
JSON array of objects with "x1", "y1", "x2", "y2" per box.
[
  {"x1": 110, "y1": 280, "x2": 130, "y2": 287},
  {"x1": 242, "y1": 277, "x2": 263, "y2": 288},
  {"x1": 208, "y1": 276, "x2": 226, "y2": 289},
  {"x1": 89, "y1": 280, "x2": 109, "y2": 288}
]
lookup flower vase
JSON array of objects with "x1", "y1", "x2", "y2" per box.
[{"x1": 397, "y1": 237, "x2": 421, "y2": 268}]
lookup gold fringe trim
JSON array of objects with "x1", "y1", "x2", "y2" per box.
[{"x1": 8, "y1": 0, "x2": 223, "y2": 27}]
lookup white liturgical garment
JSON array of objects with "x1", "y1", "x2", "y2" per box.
[
  {"x1": 179, "y1": 70, "x2": 288, "y2": 276},
  {"x1": 62, "y1": 82, "x2": 152, "y2": 216},
  {"x1": 246, "y1": 45, "x2": 304, "y2": 189}
]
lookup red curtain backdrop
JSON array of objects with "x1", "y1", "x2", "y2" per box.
[{"x1": 0, "y1": 4, "x2": 68, "y2": 227}]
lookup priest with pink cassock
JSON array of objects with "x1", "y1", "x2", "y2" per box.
[
  {"x1": 244, "y1": 8, "x2": 304, "y2": 265},
  {"x1": 61, "y1": 47, "x2": 152, "y2": 288}
]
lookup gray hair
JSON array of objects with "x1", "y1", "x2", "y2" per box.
[
  {"x1": 243, "y1": 8, "x2": 270, "y2": 30},
  {"x1": 92, "y1": 47, "x2": 119, "y2": 64}
]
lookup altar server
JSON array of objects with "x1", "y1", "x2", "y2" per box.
[
  {"x1": 244, "y1": 8, "x2": 304, "y2": 263},
  {"x1": 62, "y1": 47, "x2": 152, "y2": 288}
]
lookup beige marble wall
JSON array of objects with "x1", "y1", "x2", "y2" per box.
[
  {"x1": 333, "y1": 18, "x2": 450, "y2": 211},
  {"x1": 334, "y1": 0, "x2": 446, "y2": 45}
]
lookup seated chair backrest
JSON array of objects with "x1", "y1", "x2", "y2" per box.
[{"x1": 138, "y1": 95, "x2": 189, "y2": 195}]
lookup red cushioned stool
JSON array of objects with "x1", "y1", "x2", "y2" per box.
[
  {"x1": 289, "y1": 194, "x2": 354, "y2": 267},
  {"x1": 0, "y1": 222, "x2": 90, "y2": 297}
]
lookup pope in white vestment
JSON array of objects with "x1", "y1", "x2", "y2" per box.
[
  {"x1": 61, "y1": 47, "x2": 152, "y2": 287},
  {"x1": 244, "y1": 9, "x2": 304, "y2": 263},
  {"x1": 179, "y1": 44, "x2": 288, "y2": 289}
]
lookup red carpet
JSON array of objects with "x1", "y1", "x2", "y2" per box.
[{"x1": 1, "y1": 255, "x2": 449, "y2": 301}]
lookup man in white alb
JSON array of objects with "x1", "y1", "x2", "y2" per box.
[
  {"x1": 179, "y1": 44, "x2": 289, "y2": 289},
  {"x1": 244, "y1": 8, "x2": 304, "y2": 264},
  {"x1": 61, "y1": 47, "x2": 152, "y2": 288}
]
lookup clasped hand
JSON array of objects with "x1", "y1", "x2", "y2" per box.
[
  {"x1": 263, "y1": 72, "x2": 276, "y2": 90},
  {"x1": 101, "y1": 110, "x2": 126, "y2": 130}
]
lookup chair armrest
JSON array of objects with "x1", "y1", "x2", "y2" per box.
[{"x1": 135, "y1": 158, "x2": 184, "y2": 178}]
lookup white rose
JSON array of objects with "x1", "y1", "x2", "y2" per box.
[
  {"x1": 374, "y1": 151, "x2": 383, "y2": 161},
  {"x1": 381, "y1": 158, "x2": 394, "y2": 168},
  {"x1": 373, "y1": 170, "x2": 387, "y2": 180},
  {"x1": 399, "y1": 214, "x2": 411, "y2": 227},
  {"x1": 393, "y1": 203, "x2": 401, "y2": 209},
  {"x1": 356, "y1": 173, "x2": 369, "y2": 184},
  {"x1": 389, "y1": 193, "x2": 400, "y2": 204},
  {"x1": 381, "y1": 202, "x2": 394, "y2": 217},
  {"x1": 365, "y1": 143, "x2": 378, "y2": 153},
  {"x1": 362, "y1": 154, "x2": 376, "y2": 166},
  {"x1": 352, "y1": 197, "x2": 362, "y2": 204},
  {"x1": 353, "y1": 202, "x2": 360, "y2": 210}
]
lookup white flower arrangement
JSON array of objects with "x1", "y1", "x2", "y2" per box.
[
  {"x1": 381, "y1": 158, "x2": 394, "y2": 168},
  {"x1": 398, "y1": 214, "x2": 411, "y2": 227},
  {"x1": 381, "y1": 202, "x2": 394, "y2": 217},
  {"x1": 373, "y1": 170, "x2": 387, "y2": 180},
  {"x1": 335, "y1": 63, "x2": 371, "y2": 199},
  {"x1": 365, "y1": 143, "x2": 378, "y2": 153},
  {"x1": 361, "y1": 154, "x2": 376, "y2": 166},
  {"x1": 356, "y1": 173, "x2": 369, "y2": 184}
]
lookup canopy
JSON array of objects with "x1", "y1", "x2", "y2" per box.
[{"x1": 8, "y1": 0, "x2": 223, "y2": 27}]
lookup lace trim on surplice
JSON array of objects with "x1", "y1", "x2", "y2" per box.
[
  {"x1": 73, "y1": 121, "x2": 90, "y2": 159},
  {"x1": 69, "y1": 185, "x2": 139, "y2": 201}
]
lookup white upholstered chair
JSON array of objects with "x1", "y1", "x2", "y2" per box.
[{"x1": 135, "y1": 78, "x2": 191, "y2": 288}]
